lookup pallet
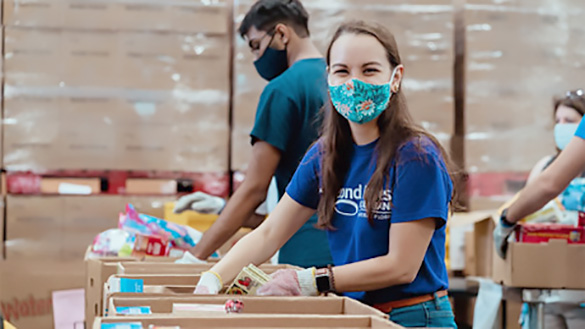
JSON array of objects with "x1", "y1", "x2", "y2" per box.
[{"x1": 4, "y1": 170, "x2": 229, "y2": 197}]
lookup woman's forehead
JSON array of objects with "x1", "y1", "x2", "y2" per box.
[{"x1": 330, "y1": 34, "x2": 387, "y2": 65}]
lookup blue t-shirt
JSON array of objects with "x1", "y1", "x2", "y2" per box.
[
  {"x1": 286, "y1": 137, "x2": 452, "y2": 304},
  {"x1": 576, "y1": 117, "x2": 585, "y2": 140},
  {"x1": 250, "y1": 58, "x2": 332, "y2": 268}
]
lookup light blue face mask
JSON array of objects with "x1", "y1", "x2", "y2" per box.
[
  {"x1": 554, "y1": 123, "x2": 579, "y2": 150},
  {"x1": 328, "y1": 67, "x2": 399, "y2": 124}
]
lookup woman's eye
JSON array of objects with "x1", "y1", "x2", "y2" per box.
[
  {"x1": 334, "y1": 69, "x2": 349, "y2": 74},
  {"x1": 364, "y1": 68, "x2": 379, "y2": 73}
]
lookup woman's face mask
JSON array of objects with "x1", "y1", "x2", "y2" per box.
[
  {"x1": 554, "y1": 123, "x2": 580, "y2": 150},
  {"x1": 328, "y1": 66, "x2": 399, "y2": 124}
]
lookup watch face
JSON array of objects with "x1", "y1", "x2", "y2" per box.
[{"x1": 316, "y1": 274, "x2": 331, "y2": 292}]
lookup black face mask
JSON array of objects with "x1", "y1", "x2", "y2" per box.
[{"x1": 253, "y1": 33, "x2": 289, "y2": 81}]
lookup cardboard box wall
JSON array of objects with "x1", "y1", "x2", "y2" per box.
[
  {"x1": 464, "y1": 1, "x2": 585, "y2": 174},
  {"x1": 232, "y1": 0, "x2": 454, "y2": 171},
  {"x1": 0, "y1": 260, "x2": 85, "y2": 329},
  {"x1": 117, "y1": 262, "x2": 300, "y2": 275},
  {"x1": 4, "y1": 195, "x2": 175, "y2": 261},
  {"x1": 108, "y1": 295, "x2": 387, "y2": 318},
  {"x1": 493, "y1": 239, "x2": 585, "y2": 289},
  {"x1": 3, "y1": 27, "x2": 230, "y2": 172},
  {"x1": 3, "y1": 0, "x2": 229, "y2": 34},
  {"x1": 94, "y1": 315, "x2": 403, "y2": 329}
]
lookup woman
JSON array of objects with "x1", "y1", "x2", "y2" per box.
[
  {"x1": 527, "y1": 90, "x2": 585, "y2": 184},
  {"x1": 196, "y1": 21, "x2": 457, "y2": 328},
  {"x1": 496, "y1": 90, "x2": 585, "y2": 329}
]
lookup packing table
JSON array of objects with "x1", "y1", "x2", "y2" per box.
[{"x1": 503, "y1": 288, "x2": 585, "y2": 329}]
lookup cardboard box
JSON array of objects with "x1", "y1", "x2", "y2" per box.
[
  {"x1": 40, "y1": 177, "x2": 102, "y2": 195},
  {"x1": 117, "y1": 262, "x2": 300, "y2": 275},
  {"x1": 448, "y1": 211, "x2": 496, "y2": 276},
  {"x1": 3, "y1": 93, "x2": 230, "y2": 172},
  {"x1": 108, "y1": 296, "x2": 387, "y2": 318},
  {"x1": 3, "y1": 0, "x2": 230, "y2": 34},
  {"x1": 94, "y1": 315, "x2": 402, "y2": 329},
  {"x1": 0, "y1": 198, "x2": 4, "y2": 260},
  {"x1": 0, "y1": 260, "x2": 85, "y2": 329},
  {"x1": 86, "y1": 257, "x2": 140, "y2": 327},
  {"x1": 4, "y1": 27, "x2": 230, "y2": 91},
  {"x1": 4, "y1": 195, "x2": 175, "y2": 261},
  {"x1": 464, "y1": 4, "x2": 585, "y2": 173},
  {"x1": 493, "y1": 239, "x2": 585, "y2": 289}
]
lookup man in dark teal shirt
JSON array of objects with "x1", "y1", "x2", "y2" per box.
[{"x1": 175, "y1": 0, "x2": 332, "y2": 268}]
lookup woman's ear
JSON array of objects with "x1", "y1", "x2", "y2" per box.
[{"x1": 391, "y1": 65, "x2": 404, "y2": 93}]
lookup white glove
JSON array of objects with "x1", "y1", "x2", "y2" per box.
[
  {"x1": 175, "y1": 251, "x2": 207, "y2": 264},
  {"x1": 194, "y1": 271, "x2": 223, "y2": 295},
  {"x1": 493, "y1": 216, "x2": 517, "y2": 259},
  {"x1": 256, "y1": 268, "x2": 318, "y2": 296},
  {"x1": 173, "y1": 192, "x2": 226, "y2": 214}
]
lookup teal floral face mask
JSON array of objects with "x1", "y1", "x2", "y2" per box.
[{"x1": 329, "y1": 67, "x2": 399, "y2": 124}]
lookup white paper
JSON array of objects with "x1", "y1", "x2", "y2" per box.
[
  {"x1": 58, "y1": 183, "x2": 93, "y2": 195},
  {"x1": 473, "y1": 278, "x2": 503, "y2": 329}
]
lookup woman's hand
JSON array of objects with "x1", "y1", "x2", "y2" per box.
[
  {"x1": 257, "y1": 268, "x2": 318, "y2": 296},
  {"x1": 194, "y1": 271, "x2": 223, "y2": 295}
]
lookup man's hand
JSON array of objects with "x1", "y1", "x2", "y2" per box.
[
  {"x1": 173, "y1": 192, "x2": 226, "y2": 214},
  {"x1": 175, "y1": 252, "x2": 207, "y2": 264}
]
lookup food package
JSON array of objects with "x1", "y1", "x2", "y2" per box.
[
  {"x1": 516, "y1": 223, "x2": 585, "y2": 244},
  {"x1": 226, "y1": 264, "x2": 271, "y2": 295}
]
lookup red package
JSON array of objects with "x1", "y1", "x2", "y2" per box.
[
  {"x1": 516, "y1": 223, "x2": 585, "y2": 244},
  {"x1": 133, "y1": 234, "x2": 171, "y2": 257}
]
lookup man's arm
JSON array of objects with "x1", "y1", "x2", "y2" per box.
[
  {"x1": 507, "y1": 136, "x2": 585, "y2": 222},
  {"x1": 190, "y1": 141, "x2": 281, "y2": 259}
]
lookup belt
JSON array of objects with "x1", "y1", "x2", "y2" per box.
[{"x1": 372, "y1": 290, "x2": 449, "y2": 313}]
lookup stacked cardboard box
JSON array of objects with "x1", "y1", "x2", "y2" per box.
[
  {"x1": 464, "y1": 0, "x2": 585, "y2": 175},
  {"x1": 232, "y1": 0, "x2": 455, "y2": 172},
  {"x1": 2, "y1": 0, "x2": 231, "y2": 172}
]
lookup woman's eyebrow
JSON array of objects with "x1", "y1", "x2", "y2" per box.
[
  {"x1": 331, "y1": 63, "x2": 348, "y2": 69},
  {"x1": 362, "y1": 61, "x2": 382, "y2": 67}
]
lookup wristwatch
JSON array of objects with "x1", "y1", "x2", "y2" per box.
[
  {"x1": 315, "y1": 268, "x2": 332, "y2": 293},
  {"x1": 500, "y1": 208, "x2": 515, "y2": 227}
]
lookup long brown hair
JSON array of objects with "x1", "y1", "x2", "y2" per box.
[{"x1": 317, "y1": 21, "x2": 457, "y2": 229}]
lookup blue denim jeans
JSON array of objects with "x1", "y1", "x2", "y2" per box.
[{"x1": 388, "y1": 294, "x2": 458, "y2": 328}]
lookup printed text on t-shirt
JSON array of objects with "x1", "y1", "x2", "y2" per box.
[{"x1": 335, "y1": 184, "x2": 392, "y2": 220}]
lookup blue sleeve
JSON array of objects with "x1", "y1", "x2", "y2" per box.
[
  {"x1": 391, "y1": 143, "x2": 453, "y2": 227},
  {"x1": 576, "y1": 117, "x2": 585, "y2": 140},
  {"x1": 250, "y1": 84, "x2": 297, "y2": 152},
  {"x1": 285, "y1": 143, "x2": 321, "y2": 209}
]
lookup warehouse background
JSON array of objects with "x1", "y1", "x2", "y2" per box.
[{"x1": 0, "y1": 0, "x2": 584, "y2": 328}]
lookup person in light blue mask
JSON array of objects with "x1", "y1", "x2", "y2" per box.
[
  {"x1": 195, "y1": 21, "x2": 458, "y2": 328},
  {"x1": 501, "y1": 89, "x2": 585, "y2": 329},
  {"x1": 527, "y1": 90, "x2": 585, "y2": 184}
]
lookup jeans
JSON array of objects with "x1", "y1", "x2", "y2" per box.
[{"x1": 388, "y1": 294, "x2": 458, "y2": 328}]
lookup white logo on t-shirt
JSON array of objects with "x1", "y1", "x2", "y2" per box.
[{"x1": 335, "y1": 184, "x2": 392, "y2": 220}]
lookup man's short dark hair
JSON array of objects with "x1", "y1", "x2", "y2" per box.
[{"x1": 239, "y1": 0, "x2": 310, "y2": 38}]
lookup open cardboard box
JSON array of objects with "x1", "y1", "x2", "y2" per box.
[
  {"x1": 94, "y1": 314, "x2": 403, "y2": 329},
  {"x1": 117, "y1": 262, "x2": 300, "y2": 275},
  {"x1": 449, "y1": 211, "x2": 497, "y2": 277},
  {"x1": 107, "y1": 296, "x2": 385, "y2": 318},
  {"x1": 493, "y1": 239, "x2": 585, "y2": 289}
]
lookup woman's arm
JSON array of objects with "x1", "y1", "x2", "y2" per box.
[
  {"x1": 209, "y1": 194, "x2": 316, "y2": 285},
  {"x1": 333, "y1": 218, "x2": 436, "y2": 292},
  {"x1": 507, "y1": 136, "x2": 585, "y2": 223},
  {"x1": 526, "y1": 155, "x2": 554, "y2": 185}
]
